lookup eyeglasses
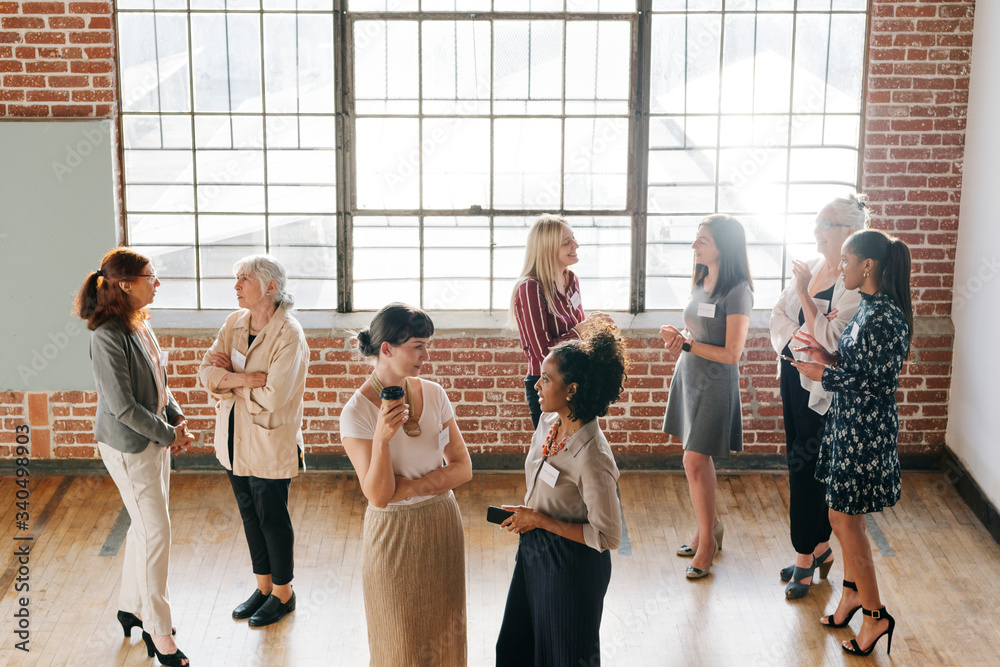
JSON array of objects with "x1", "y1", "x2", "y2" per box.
[
  {"x1": 135, "y1": 273, "x2": 158, "y2": 283},
  {"x1": 814, "y1": 219, "x2": 853, "y2": 231}
]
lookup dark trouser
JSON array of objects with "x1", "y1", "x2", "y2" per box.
[
  {"x1": 524, "y1": 375, "x2": 542, "y2": 429},
  {"x1": 496, "y1": 529, "x2": 611, "y2": 667},
  {"x1": 780, "y1": 350, "x2": 832, "y2": 555},
  {"x1": 226, "y1": 470, "x2": 295, "y2": 586}
]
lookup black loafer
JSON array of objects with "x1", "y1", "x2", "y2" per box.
[
  {"x1": 232, "y1": 589, "x2": 269, "y2": 620},
  {"x1": 248, "y1": 592, "x2": 296, "y2": 628}
]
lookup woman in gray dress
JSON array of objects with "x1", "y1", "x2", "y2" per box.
[{"x1": 660, "y1": 214, "x2": 753, "y2": 579}]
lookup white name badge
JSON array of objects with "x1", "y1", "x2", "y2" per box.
[
  {"x1": 231, "y1": 349, "x2": 247, "y2": 372},
  {"x1": 697, "y1": 302, "x2": 716, "y2": 318},
  {"x1": 813, "y1": 298, "x2": 831, "y2": 314},
  {"x1": 539, "y1": 460, "x2": 560, "y2": 488},
  {"x1": 849, "y1": 322, "x2": 860, "y2": 341},
  {"x1": 159, "y1": 351, "x2": 169, "y2": 368},
  {"x1": 570, "y1": 291, "x2": 582, "y2": 309},
  {"x1": 438, "y1": 428, "x2": 450, "y2": 449}
]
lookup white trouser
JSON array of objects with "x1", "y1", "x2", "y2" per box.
[{"x1": 98, "y1": 441, "x2": 173, "y2": 636}]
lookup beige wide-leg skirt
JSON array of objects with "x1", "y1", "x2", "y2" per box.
[{"x1": 362, "y1": 490, "x2": 466, "y2": 667}]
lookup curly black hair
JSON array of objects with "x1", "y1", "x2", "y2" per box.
[{"x1": 549, "y1": 325, "x2": 629, "y2": 424}]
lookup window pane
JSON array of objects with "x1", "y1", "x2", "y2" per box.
[
  {"x1": 356, "y1": 118, "x2": 420, "y2": 210},
  {"x1": 422, "y1": 118, "x2": 491, "y2": 210},
  {"x1": 564, "y1": 117, "x2": 628, "y2": 210},
  {"x1": 493, "y1": 21, "x2": 563, "y2": 115},
  {"x1": 422, "y1": 21, "x2": 492, "y2": 116},
  {"x1": 565, "y1": 21, "x2": 630, "y2": 116},
  {"x1": 353, "y1": 217, "x2": 420, "y2": 310},
  {"x1": 128, "y1": 214, "x2": 196, "y2": 246},
  {"x1": 354, "y1": 21, "x2": 419, "y2": 115},
  {"x1": 494, "y1": 118, "x2": 562, "y2": 209}
]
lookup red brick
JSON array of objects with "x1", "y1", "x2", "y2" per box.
[
  {"x1": 26, "y1": 60, "x2": 67, "y2": 72},
  {"x1": 26, "y1": 89, "x2": 68, "y2": 101},
  {"x1": 47, "y1": 74, "x2": 88, "y2": 87},
  {"x1": 0, "y1": 88, "x2": 23, "y2": 100},
  {"x1": 0, "y1": 31, "x2": 22, "y2": 43},
  {"x1": 68, "y1": 30, "x2": 110, "y2": 44},
  {"x1": 895, "y1": 5, "x2": 936, "y2": 18},
  {"x1": 32, "y1": 428, "x2": 51, "y2": 458},
  {"x1": 4, "y1": 74, "x2": 46, "y2": 87},
  {"x1": 83, "y1": 45, "x2": 110, "y2": 58},
  {"x1": 3, "y1": 17, "x2": 46, "y2": 29},
  {"x1": 22, "y1": 3, "x2": 66, "y2": 13},
  {"x1": 25, "y1": 31, "x2": 66, "y2": 44},
  {"x1": 68, "y1": 2, "x2": 110, "y2": 12},
  {"x1": 0, "y1": 3, "x2": 17, "y2": 12},
  {"x1": 87, "y1": 16, "x2": 110, "y2": 29},
  {"x1": 49, "y1": 16, "x2": 85, "y2": 29},
  {"x1": 71, "y1": 88, "x2": 112, "y2": 101}
]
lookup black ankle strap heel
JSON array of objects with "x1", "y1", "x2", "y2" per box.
[{"x1": 843, "y1": 607, "x2": 896, "y2": 656}]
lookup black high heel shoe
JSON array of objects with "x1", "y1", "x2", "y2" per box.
[
  {"x1": 820, "y1": 580, "x2": 862, "y2": 628},
  {"x1": 141, "y1": 631, "x2": 190, "y2": 667},
  {"x1": 843, "y1": 607, "x2": 895, "y2": 656},
  {"x1": 117, "y1": 610, "x2": 176, "y2": 636}
]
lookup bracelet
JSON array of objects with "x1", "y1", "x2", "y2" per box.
[{"x1": 830, "y1": 352, "x2": 839, "y2": 369}]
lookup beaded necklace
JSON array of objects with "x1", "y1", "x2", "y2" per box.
[{"x1": 542, "y1": 420, "x2": 575, "y2": 458}]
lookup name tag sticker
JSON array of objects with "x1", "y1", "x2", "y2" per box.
[
  {"x1": 159, "y1": 351, "x2": 169, "y2": 368},
  {"x1": 849, "y1": 322, "x2": 860, "y2": 341},
  {"x1": 813, "y1": 298, "x2": 831, "y2": 314},
  {"x1": 697, "y1": 302, "x2": 716, "y2": 318},
  {"x1": 570, "y1": 291, "x2": 582, "y2": 309},
  {"x1": 438, "y1": 428, "x2": 450, "y2": 449},
  {"x1": 231, "y1": 349, "x2": 247, "y2": 372},
  {"x1": 539, "y1": 460, "x2": 560, "y2": 488}
]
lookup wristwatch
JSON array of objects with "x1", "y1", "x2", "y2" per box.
[{"x1": 681, "y1": 341, "x2": 692, "y2": 353}]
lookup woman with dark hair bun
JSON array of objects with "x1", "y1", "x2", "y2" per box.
[
  {"x1": 660, "y1": 214, "x2": 754, "y2": 580},
  {"x1": 77, "y1": 248, "x2": 195, "y2": 667},
  {"x1": 340, "y1": 303, "x2": 472, "y2": 666},
  {"x1": 792, "y1": 229, "x2": 912, "y2": 657},
  {"x1": 496, "y1": 324, "x2": 627, "y2": 666}
]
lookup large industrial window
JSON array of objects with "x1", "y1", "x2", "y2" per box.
[{"x1": 116, "y1": 0, "x2": 867, "y2": 312}]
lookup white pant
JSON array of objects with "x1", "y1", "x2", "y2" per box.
[{"x1": 98, "y1": 441, "x2": 173, "y2": 636}]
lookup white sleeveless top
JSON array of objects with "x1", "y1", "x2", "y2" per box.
[{"x1": 340, "y1": 379, "x2": 456, "y2": 506}]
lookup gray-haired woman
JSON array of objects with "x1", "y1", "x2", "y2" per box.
[{"x1": 198, "y1": 255, "x2": 308, "y2": 627}]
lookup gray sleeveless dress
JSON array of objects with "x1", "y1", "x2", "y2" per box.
[{"x1": 663, "y1": 281, "x2": 753, "y2": 456}]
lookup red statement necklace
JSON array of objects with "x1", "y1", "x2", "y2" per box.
[{"x1": 542, "y1": 421, "x2": 570, "y2": 458}]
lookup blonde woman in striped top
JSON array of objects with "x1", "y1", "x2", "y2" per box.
[{"x1": 510, "y1": 215, "x2": 612, "y2": 428}]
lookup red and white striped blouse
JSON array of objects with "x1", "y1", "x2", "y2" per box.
[{"x1": 513, "y1": 273, "x2": 586, "y2": 376}]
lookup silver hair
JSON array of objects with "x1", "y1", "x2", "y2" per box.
[
  {"x1": 232, "y1": 254, "x2": 295, "y2": 311},
  {"x1": 824, "y1": 192, "x2": 870, "y2": 231}
]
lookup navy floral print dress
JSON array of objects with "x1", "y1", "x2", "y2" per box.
[{"x1": 815, "y1": 291, "x2": 910, "y2": 515}]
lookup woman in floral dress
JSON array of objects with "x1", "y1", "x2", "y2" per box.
[{"x1": 792, "y1": 229, "x2": 912, "y2": 658}]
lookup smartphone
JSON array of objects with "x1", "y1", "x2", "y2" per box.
[{"x1": 486, "y1": 506, "x2": 514, "y2": 524}]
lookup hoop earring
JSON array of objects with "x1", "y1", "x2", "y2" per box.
[{"x1": 864, "y1": 271, "x2": 870, "y2": 279}]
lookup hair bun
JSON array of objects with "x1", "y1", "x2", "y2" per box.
[{"x1": 357, "y1": 329, "x2": 373, "y2": 356}]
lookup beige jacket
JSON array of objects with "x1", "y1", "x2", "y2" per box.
[{"x1": 199, "y1": 306, "x2": 308, "y2": 479}]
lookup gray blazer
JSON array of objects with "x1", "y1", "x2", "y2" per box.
[{"x1": 90, "y1": 320, "x2": 183, "y2": 453}]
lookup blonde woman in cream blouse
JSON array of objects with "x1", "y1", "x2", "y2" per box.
[{"x1": 769, "y1": 194, "x2": 866, "y2": 599}]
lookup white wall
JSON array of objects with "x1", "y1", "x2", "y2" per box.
[{"x1": 948, "y1": 2, "x2": 1000, "y2": 508}]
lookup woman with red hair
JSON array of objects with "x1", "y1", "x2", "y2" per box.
[{"x1": 77, "y1": 248, "x2": 195, "y2": 667}]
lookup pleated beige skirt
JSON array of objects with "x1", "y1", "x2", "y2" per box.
[{"x1": 362, "y1": 490, "x2": 467, "y2": 667}]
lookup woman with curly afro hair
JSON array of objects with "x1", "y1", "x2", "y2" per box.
[{"x1": 496, "y1": 324, "x2": 628, "y2": 666}]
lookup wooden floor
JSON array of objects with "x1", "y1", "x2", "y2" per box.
[{"x1": 1, "y1": 470, "x2": 997, "y2": 666}]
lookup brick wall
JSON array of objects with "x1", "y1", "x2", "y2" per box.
[
  {"x1": 864, "y1": 0, "x2": 974, "y2": 318},
  {"x1": 0, "y1": 0, "x2": 972, "y2": 463},
  {"x1": 0, "y1": 329, "x2": 956, "y2": 462},
  {"x1": 0, "y1": 1, "x2": 114, "y2": 117}
]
